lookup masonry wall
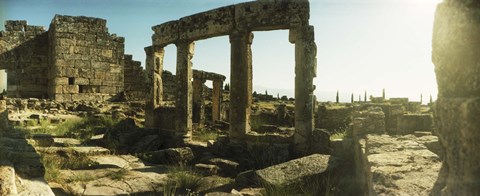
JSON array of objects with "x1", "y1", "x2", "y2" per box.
[
  {"x1": 48, "y1": 15, "x2": 125, "y2": 102},
  {"x1": 124, "y1": 54, "x2": 147, "y2": 100},
  {"x1": 0, "y1": 21, "x2": 49, "y2": 98}
]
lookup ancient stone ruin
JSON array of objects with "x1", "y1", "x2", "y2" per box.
[
  {"x1": 145, "y1": 0, "x2": 317, "y2": 154},
  {"x1": 1, "y1": 0, "x2": 479, "y2": 195},
  {"x1": 0, "y1": 15, "x2": 146, "y2": 102}
]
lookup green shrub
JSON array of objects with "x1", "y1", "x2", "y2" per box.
[{"x1": 165, "y1": 165, "x2": 203, "y2": 195}]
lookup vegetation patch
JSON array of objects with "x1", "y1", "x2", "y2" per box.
[{"x1": 163, "y1": 165, "x2": 204, "y2": 196}]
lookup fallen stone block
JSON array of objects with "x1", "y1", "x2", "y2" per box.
[
  {"x1": 208, "y1": 158, "x2": 239, "y2": 177},
  {"x1": 254, "y1": 154, "x2": 331, "y2": 187},
  {"x1": 0, "y1": 161, "x2": 17, "y2": 195},
  {"x1": 138, "y1": 147, "x2": 194, "y2": 165}
]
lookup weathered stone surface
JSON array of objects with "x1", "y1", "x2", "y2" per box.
[
  {"x1": 138, "y1": 147, "x2": 194, "y2": 165},
  {"x1": 235, "y1": 0, "x2": 309, "y2": 31},
  {"x1": 352, "y1": 107, "x2": 386, "y2": 136},
  {"x1": 0, "y1": 14, "x2": 135, "y2": 102},
  {"x1": 355, "y1": 134, "x2": 441, "y2": 195},
  {"x1": 396, "y1": 114, "x2": 433, "y2": 135},
  {"x1": 431, "y1": 1, "x2": 480, "y2": 195},
  {"x1": 208, "y1": 158, "x2": 240, "y2": 177},
  {"x1": 0, "y1": 162, "x2": 17, "y2": 195},
  {"x1": 179, "y1": 6, "x2": 234, "y2": 41},
  {"x1": 254, "y1": 154, "x2": 331, "y2": 187}
]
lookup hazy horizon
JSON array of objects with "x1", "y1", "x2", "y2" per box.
[{"x1": 0, "y1": 0, "x2": 441, "y2": 103}]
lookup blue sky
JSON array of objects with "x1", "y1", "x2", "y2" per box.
[{"x1": 0, "y1": 0, "x2": 441, "y2": 103}]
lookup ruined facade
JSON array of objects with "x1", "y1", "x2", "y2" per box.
[
  {"x1": 0, "y1": 15, "x2": 144, "y2": 102},
  {"x1": 145, "y1": 0, "x2": 316, "y2": 154}
]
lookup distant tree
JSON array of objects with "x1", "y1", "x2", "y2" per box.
[
  {"x1": 253, "y1": 91, "x2": 257, "y2": 97},
  {"x1": 351, "y1": 93, "x2": 354, "y2": 103},
  {"x1": 265, "y1": 90, "x2": 268, "y2": 95},
  {"x1": 420, "y1": 93, "x2": 423, "y2": 104},
  {"x1": 224, "y1": 83, "x2": 230, "y2": 91},
  {"x1": 277, "y1": 93, "x2": 280, "y2": 99},
  {"x1": 382, "y1": 88, "x2": 386, "y2": 99},
  {"x1": 430, "y1": 95, "x2": 433, "y2": 104},
  {"x1": 364, "y1": 91, "x2": 367, "y2": 102},
  {"x1": 336, "y1": 90, "x2": 339, "y2": 103},
  {"x1": 281, "y1": 95, "x2": 288, "y2": 101}
]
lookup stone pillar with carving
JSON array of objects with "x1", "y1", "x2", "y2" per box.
[
  {"x1": 212, "y1": 79, "x2": 223, "y2": 123},
  {"x1": 144, "y1": 46, "x2": 164, "y2": 129},
  {"x1": 229, "y1": 31, "x2": 253, "y2": 140},
  {"x1": 431, "y1": 1, "x2": 480, "y2": 195},
  {"x1": 290, "y1": 25, "x2": 317, "y2": 155},
  {"x1": 175, "y1": 41, "x2": 194, "y2": 143}
]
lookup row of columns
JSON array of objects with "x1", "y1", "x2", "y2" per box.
[
  {"x1": 147, "y1": 25, "x2": 316, "y2": 153},
  {"x1": 192, "y1": 76, "x2": 224, "y2": 127}
]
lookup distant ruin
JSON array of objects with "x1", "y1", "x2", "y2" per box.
[
  {"x1": 145, "y1": 0, "x2": 316, "y2": 154},
  {"x1": 0, "y1": 15, "x2": 145, "y2": 102}
]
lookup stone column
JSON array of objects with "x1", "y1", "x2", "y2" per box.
[
  {"x1": 290, "y1": 25, "x2": 317, "y2": 155},
  {"x1": 175, "y1": 41, "x2": 194, "y2": 142},
  {"x1": 144, "y1": 46, "x2": 164, "y2": 129},
  {"x1": 0, "y1": 70, "x2": 6, "y2": 93},
  {"x1": 212, "y1": 79, "x2": 223, "y2": 123},
  {"x1": 431, "y1": 1, "x2": 480, "y2": 195},
  {"x1": 229, "y1": 31, "x2": 253, "y2": 140},
  {"x1": 192, "y1": 77, "x2": 205, "y2": 127}
]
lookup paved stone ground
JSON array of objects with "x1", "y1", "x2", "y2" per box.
[{"x1": 361, "y1": 134, "x2": 441, "y2": 195}]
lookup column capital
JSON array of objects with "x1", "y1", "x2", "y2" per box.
[
  {"x1": 289, "y1": 25, "x2": 315, "y2": 44},
  {"x1": 229, "y1": 31, "x2": 254, "y2": 44}
]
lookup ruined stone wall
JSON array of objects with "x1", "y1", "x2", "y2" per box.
[
  {"x1": 48, "y1": 15, "x2": 125, "y2": 102},
  {"x1": 162, "y1": 70, "x2": 176, "y2": 101},
  {"x1": 124, "y1": 54, "x2": 146, "y2": 101},
  {"x1": 315, "y1": 105, "x2": 353, "y2": 132},
  {"x1": 0, "y1": 21, "x2": 49, "y2": 98},
  {"x1": 431, "y1": 1, "x2": 480, "y2": 194}
]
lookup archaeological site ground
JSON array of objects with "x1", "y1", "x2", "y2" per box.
[{"x1": 0, "y1": 0, "x2": 479, "y2": 195}]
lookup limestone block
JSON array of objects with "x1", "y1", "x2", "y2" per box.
[
  {"x1": 94, "y1": 71, "x2": 106, "y2": 80},
  {"x1": 0, "y1": 162, "x2": 17, "y2": 195},
  {"x1": 235, "y1": 0, "x2": 309, "y2": 31},
  {"x1": 63, "y1": 85, "x2": 79, "y2": 94},
  {"x1": 152, "y1": 20, "x2": 179, "y2": 46},
  {"x1": 53, "y1": 77, "x2": 69, "y2": 85},
  {"x1": 138, "y1": 147, "x2": 194, "y2": 165},
  {"x1": 178, "y1": 5, "x2": 234, "y2": 40},
  {"x1": 90, "y1": 79, "x2": 102, "y2": 85},
  {"x1": 254, "y1": 154, "x2": 331, "y2": 187},
  {"x1": 100, "y1": 86, "x2": 116, "y2": 94},
  {"x1": 74, "y1": 60, "x2": 91, "y2": 69},
  {"x1": 74, "y1": 77, "x2": 89, "y2": 85}
]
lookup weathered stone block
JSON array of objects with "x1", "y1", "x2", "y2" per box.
[
  {"x1": 63, "y1": 85, "x2": 79, "y2": 93},
  {"x1": 235, "y1": 0, "x2": 309, "y2": 31},
  {"x1": 138, "y1": 147, "x2": 194, "y2": 165},
  {"x1": 152, "y1": 20, "x2": 179, "y2": 46},
  {"x1": 254, "y1": 154, "x2": 331, "y2": 187},
  {"x1": 100, "y1": 86, "x2": 116, "y2": 94},
  {"x1": 74, "y1": 77, "x2": 89, "y2": 85},
  {"x1": 178, "y1": 6, "x2": 234, "y2": 40},
  {"x1": 53, "y1": 77, "x2": 69, "y2": 85}
]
